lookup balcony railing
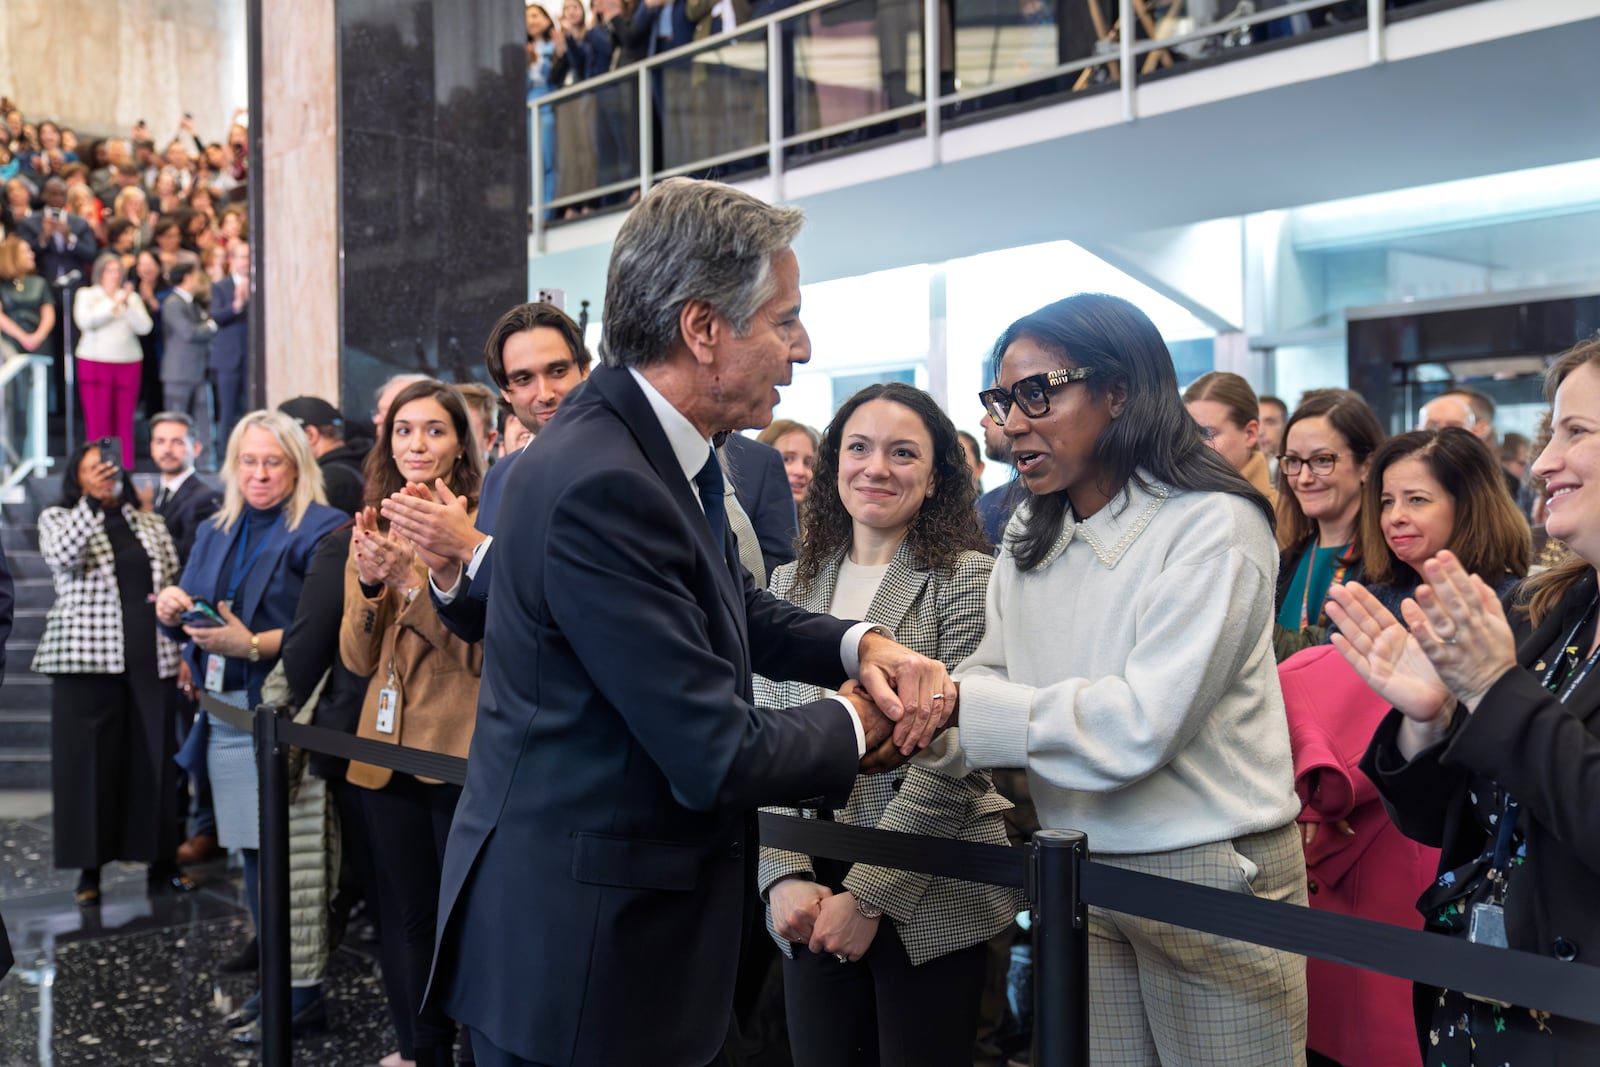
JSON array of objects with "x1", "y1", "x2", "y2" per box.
[{"x1": 529, "y1": 0, "x2": 1467, "y2": 243}]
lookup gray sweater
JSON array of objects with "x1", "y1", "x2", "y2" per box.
[{"x1": 956, "y1": 475, "x2": 1300, "y2": 854}]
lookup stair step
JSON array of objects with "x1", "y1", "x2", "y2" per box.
[
  {"x1": 0, "y1": 749, "x2": 51, "y2": 789},
  {"x1": 0, "y1": 674, "x2": 51, "y2": 711},
  {"x1": 0, "y1": 710, "x2": 49, "y2": 748}
]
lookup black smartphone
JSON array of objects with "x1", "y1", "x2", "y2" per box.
[
  {"x1": 180, "y1": 599, "x2": 226, "y2": 629},
  {"x1": 96, "y1": 436, "x2": 122, "y2": 472}
]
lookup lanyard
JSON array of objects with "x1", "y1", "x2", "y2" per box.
[
  {"x1": 1298, "y1": 544, "x2": 1350, "y2": 631},
  {"x1": 1487, "y1": 596, "x2": 1600, "y2": 896},
  {"x1": 222, "y1": 514, "x2": 276, "y2": 604}
]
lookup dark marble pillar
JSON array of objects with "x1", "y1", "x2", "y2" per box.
[{"x1": 337, "y1": 0, "x2": 529, "y2": 422}]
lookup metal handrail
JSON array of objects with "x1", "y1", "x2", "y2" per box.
[
  {"x1": 529, "y1": 0, "x2": 1369, "y2": 238},
  {"x1": 0, "y1": 350, "x2": 54, "y2": 496}
]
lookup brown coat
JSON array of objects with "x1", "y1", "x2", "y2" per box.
[
  {"x1": 339, "y1": 540, "x2": 482, "y2": 790},
  {"x1": 1240, "y1": 448, "x2": 1279, "y2": 508}
]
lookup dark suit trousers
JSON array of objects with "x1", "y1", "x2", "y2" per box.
[
  {"x1": 164, "y1": 380, "x2": 211, "y2": 441},
  {"x1": 781, "y1": 919, "x2": 988, "y2": 1067},
  {"x1": 214, "y1": 370, "x2": 246, "y2": 456},
  {"x1": 466, "y1": 1026, "x2": 723, "y2": 1067}
]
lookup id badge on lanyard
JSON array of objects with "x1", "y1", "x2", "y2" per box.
[
  {"x1": 204, "y1": 654, "x2": 227, "y2": 693},
  {"x1": 375, "y1": 662, "x2": 400, "y2": 735}
]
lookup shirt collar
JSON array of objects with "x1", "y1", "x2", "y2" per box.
[
  {"x1": 627, "y1": 366, "x2": 712, "y2": 491},
  {"x1": 1015, "y1": 469, "x2": 1171, "y2": 570},
  {"x1": 160, "y1": 468, "x2": 194, "y2": 493},
  {"x1": 172, "y1": 286, "x2": 194, "y2": 304}
]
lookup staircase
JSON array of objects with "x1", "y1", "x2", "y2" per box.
[{"x1": 1, "y1": 476, "x2": 59, "y2": 789}]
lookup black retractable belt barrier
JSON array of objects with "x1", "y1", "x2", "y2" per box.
[{"x1": 206, "y1": 691, "x2": 1600, "y2": 1066}]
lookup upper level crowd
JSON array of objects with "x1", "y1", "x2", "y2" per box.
[{"x1": 10, "y1": 180, "x2": 1595, "y2": 1067}]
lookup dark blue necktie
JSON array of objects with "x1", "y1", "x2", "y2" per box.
[{"x1": 693, "y1": 446, "x2": 728, "y2": 558}]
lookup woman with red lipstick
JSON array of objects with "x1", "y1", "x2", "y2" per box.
[
  {"x1": 1328, "y1": 339, "x2": 1600, "y2": 1065},
  {"x1": 342, "y1": 379, "x2": 484, "y2": 1067},
  {"x1": 1274, "y1": 389, "x2": 1386, "y2": 660},
  {"x1": 756, "y1": 383, "x2": 1014, "y2": 1067},
  {"x1": 1359, "y1": 428, "x2": 1529, "y2": 622},
  {"x1": 953, "y1": 294, "x2": 1305, "y2": 1064}
]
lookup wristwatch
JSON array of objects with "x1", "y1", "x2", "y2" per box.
[
  {"x1": 248, "y1": 634, "x2": 261, "y2": 663},
  {"x1": 855, "y1": 898, "x2": 883, "y2": 921}
]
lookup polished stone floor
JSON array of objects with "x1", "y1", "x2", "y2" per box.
[{"x1": 0, "y1": 796, "x2": 397, "y2": 1066}]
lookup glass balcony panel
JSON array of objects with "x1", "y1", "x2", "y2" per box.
[
  {"x1": 655, "y1": 29, "x2": 770, "y2": 176},
  {"x1": 544, "y1": 75, "x2": 642, "y2": 212},
  {"x1": 783, "y1": 0, "x2": 928, "y2": 151}
]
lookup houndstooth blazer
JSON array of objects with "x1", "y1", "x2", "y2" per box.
[
  {"x1": 31, "y1": 499, "x2": 182, "y2": 678},
  {"x1": 756, "y1": 541, "x2": 1023, "y2": 966}
]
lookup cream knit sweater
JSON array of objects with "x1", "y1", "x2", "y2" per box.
[{"x1": 955, "y1": 474, "x2": 1300, "y2": 854}]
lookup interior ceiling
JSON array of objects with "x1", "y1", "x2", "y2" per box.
[{"x1": 533, "y1": 9, "x2": 1600, "y2": 301}]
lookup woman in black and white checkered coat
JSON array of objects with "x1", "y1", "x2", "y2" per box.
[
  {"x1": 32, "y1": 440, "x2": 188, "y2": 907},
  {"x1": 756, "y1": 383, "x2": 1020, "y2": 1067}
]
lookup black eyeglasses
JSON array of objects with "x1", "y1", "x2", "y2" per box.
[{"x1": 979, "y1": 368, "x2": 1094, "y2": 425}]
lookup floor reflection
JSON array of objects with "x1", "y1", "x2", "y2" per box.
[{"x1": 0, "y1": 813, "x2": 394, "y2": 1066}]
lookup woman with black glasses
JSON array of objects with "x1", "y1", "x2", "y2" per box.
[
  {"x1": 953, "y1": 293, "x2": 1306, "y2": 1065},
  {"x1": 1273, "y1": 389, "x2": 1385, "y2": 660}
]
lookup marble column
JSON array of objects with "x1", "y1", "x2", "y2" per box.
[
  {"x1": 336, "y1": 0, "x2": 530, "y2": 420},
  {"x1": 258, "y1": 0, "x2": 528, "y2": 417}
]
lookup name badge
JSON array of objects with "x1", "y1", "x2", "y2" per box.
[
  {"x1": 375, "y1": 687, "x2": 399, "y2": 735},
  {"x1": 204, "y1": 654, "x2": 226, "y2": 693}
]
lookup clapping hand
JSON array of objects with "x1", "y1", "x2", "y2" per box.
[
  {"x1": 855, "y1": 631, "x2": 958, "y2": 755},
  {"x1": 380, "y1": 480, "x2": 480, "y2": 581},
  {"x1": 1327, "y1": 580, "x2": 1455, "y2": 758},
  {"x1": 352, "y1": 507, "x2": 418, "y2": 592},
  {"x1": 1406, "y1": 551, "x2": 1518, "y2": 711}
]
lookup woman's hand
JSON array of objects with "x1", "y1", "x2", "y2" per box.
[
  {"x1": 808, "y1": 890, "x2": 880, "y2": 963},
  {"x1": 352, "y1": 507, "x2": 418, "y2": 592},
  {"x1": 80, "y1": 459, "x2": 122, "y2": 506},
  {"x1": 184, "y1": 600, "x2": 253, "y2": 658},
  {"x1": 768, "y1": 876, "x2": 832, "y2": 943},
  {"x1": 155, "y1": 584, "x2": 193, "y2": 627},
  {"x1": 1406, "y1": 551, "x2": 1519, "y2": 712},
  {"x1": 1327, "y1": 581, "x2": 1453, "y2": 723}
]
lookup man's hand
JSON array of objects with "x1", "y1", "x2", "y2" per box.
[
  {"x1": 380, "y1": 480, "x2": 483, "y2": 581},
  {"x1": 855, "y1": 631, "x2": 957, "y2": 755},
  {"x1": 768, "y1": 876, "x2": 831, "y2": 943},
  {"x1": 838, "y1": 681, "x2": 893, "y2": 753},
  {"x1": 808, "y1": 890, "x2": 880, "y2": 963},
  {"x1": 858, "y1": 734, "x2": 909, "y2": 775}
]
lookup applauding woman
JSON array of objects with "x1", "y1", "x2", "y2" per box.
[
  {"x1": 341, "y1": 380, "x2": 483, "y2": 1067},
  {"x1": 757, "y1": 383, "x2": 1015, "y2": 1067},
  {"x1": 953, "y1": 294, "x2": 1305, "y2": 1064},
  {"x1": 1330, "y1": 338, "x2": 1600, "y2": 1066},
  {"x1": 73, "y1": 253, "x2": 152, "y2": 469}
]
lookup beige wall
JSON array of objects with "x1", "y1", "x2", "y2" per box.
[
  {"x1": 260, "y1": 0, "x2": 339, "y2": 406},
  {"x1": 0, "y1": 0, "x2": 247, "y2": 144}
]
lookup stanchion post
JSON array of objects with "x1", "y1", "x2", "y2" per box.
[
  {"x1": 255, "y1": 704, "x2": 292, "y2": 1067},
  {"x1": 1032, "y1": 829, "x2": 1089, "y2": 1067}
]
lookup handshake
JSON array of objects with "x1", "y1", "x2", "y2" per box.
[{"x1": 837, "y1": 630, "x2": 959, "y2": 775}]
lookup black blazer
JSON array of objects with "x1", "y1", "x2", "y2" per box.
[
  {"x1": 16, "y1": 212, "x2": 97, "y2": 282},
  {"x1": 722, "y1": 432, "x2": 798, "y2": 578},
  {"x1": 1363, "y1": 569, "x2": 1600, "y2": 980},
  {"x1": 429, "y1": 365, "x2": 859, "y2": 1066},
  {"x1": 155, "y1": 474, "x2": 222, "y2": 568}
]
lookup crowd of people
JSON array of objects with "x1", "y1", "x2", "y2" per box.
[
  {"x1": 0, "y1": 97, "x2": 251, "y2": 469},
  {"x1": 15, "y1": 171, "x2": 1598, "y2": 1067}
]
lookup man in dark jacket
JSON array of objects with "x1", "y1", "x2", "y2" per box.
[{"x1": 279, "y1": 395, "x2": 364, "y2": 516}]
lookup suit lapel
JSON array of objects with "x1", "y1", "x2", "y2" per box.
[
  {"x1": 863, "y1": 540, "x2": 932, "y2": 634},
  {"x1": 230, "y1": 514, "x2": 293, "y2": 622},
  {"x1": 588, "y1": 366, "x2": 747, "y2": 634}
]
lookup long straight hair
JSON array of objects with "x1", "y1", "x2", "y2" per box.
[
  {"x1": 363, "y1": 379, "x2": 484, "y2": 519},
  {"x1": 990, "y1": 294, "x2": 1273, "y2": 572}
]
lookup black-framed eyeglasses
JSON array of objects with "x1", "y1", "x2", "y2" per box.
[
  {"x1": 979, "y1": 368, "x2": 1094, "y2": 425},
  {"x1": 1279, "y1": 452, "x2": 1344, "y2": 477}
]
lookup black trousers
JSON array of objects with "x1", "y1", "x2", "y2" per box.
[
  {"x1": 781, "y1": 919, "x2": 988, "y2": 1067},
  {"x1": 360, "y1": 774, "x2": 461, "y2": 1055}
]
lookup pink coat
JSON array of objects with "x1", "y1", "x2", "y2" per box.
[{"x1": 1281, "y1": 645, "x2": 1439, "y2": 1067}]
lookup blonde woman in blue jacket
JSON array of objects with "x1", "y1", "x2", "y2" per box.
[{"x1": 757, "y1": 383, "x2": 1017, "y2": 1067}]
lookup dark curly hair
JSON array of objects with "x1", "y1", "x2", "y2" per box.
[{"x1": 792, "y1": 382, "x2": 989, "y2": 598}]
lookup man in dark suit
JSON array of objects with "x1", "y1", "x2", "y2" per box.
[
  {"x1": 149, "y1": 411, "x2": 222, "y2": 567},
  {"x1": 14, "y1": 177, "x2": 97, "y2": 283},
  {"x1": 160, "y1": 263, "x2": 217, "y2": 436},
  {"x1": 209, "y1": 240, "x2": 250, "y2": 456},
  {"x1": 381, "y1": 302, "x2": 591, "y2": 645},
  {"x1": 721, "y1": 432, "x2": 799, "y2": 578},
  {"x1": 426, "y1": 178, "x2": 958, "y2": 1067}
]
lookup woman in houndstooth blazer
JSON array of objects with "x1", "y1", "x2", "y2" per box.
[
  {"x1": 756, "y1": 382, "x2": 1020, "y2": 1067},
  {"x1": 32, "y1": 441, "x2": 188, "y2": 906}
]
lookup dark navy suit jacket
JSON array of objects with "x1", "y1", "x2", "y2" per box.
[
  {"x1": 722, "y1": 432, "x2": 798, "y2": 578},
  {"x1": 430, "y1": 442, "x2": 521, "y2": 643},
  {"x1": 429, "y1": 364, "x2": 859, "y2": 1065},
  {"x1": 209, "y1": 278, "x2": 248, "y2": 377},
  {"x1": 175, "y1": 502, "x2": 346, "y2": 706},
  {"x1": 156, "y1": 473, "x2": 222, "y2": 568}
]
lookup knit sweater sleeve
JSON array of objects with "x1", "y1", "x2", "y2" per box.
[{"x1": 958, "y1": 520, "x2": 1278, "y2": 791}]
